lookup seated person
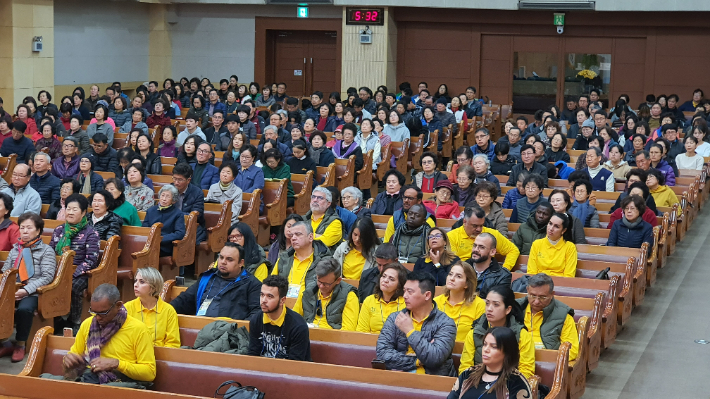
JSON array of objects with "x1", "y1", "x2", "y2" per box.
[
  {"x1": 205, "y1": 163, "x2": 244, "y2": 224},
  {"x1": 584, "y1": 146, "x2": 615, "y2": 192},
  {"x1": 234, "y1": 144, "x2": 265, "y2": 194},
  {"x1": 125, "y1": 267, "x2": 180, "y2": 348},
  {"x1": 271, "y1": 221, "x2": 331, "y2": 299},
  {"x1": 501, "y1": 171, "x2": 529, "y2": 210},
  {"x1": 333, "y1": 218, "x2": 380, "y2": 280},
  {"x1": 647, "y1": 168, "x2": 682, "y2": 216},
  {"x1": 375, "y1": 271, "x2": 457, "y2": 376},
  {"x1": 88, "y1": 190, "x2": 124, "y2": 241},
  {"x1": 261, "y1": 148, "x2": 295, "y2": 208},
  {"x1": 170, "y1": 242, "x2": 261, "y2": 319},
  {"x1": 357, "y1": 262, "x2": 408, "y2": 334},
  {"x1": 104, "y1": 178, "x2": 141, "y2": 226},
  {"x1": 414, "y1": 152, "x2": 449, "y2": 193},
  {"x1": 191, "y1": 142, "x2": 219, "y2": 190},
  {"x1": 422, "y1": 180, "x2": 460, "y2": 219},
  {"x1": 391, "y1": 203, "x2": 430, "y2": 263},
  {"x1": 448, "y1": 327, "x2": 532, "y2": 399},
  {"x1": 0, "y1": 120, "x2": 34, "y2": 163},
  {"x1": 340, "y1": 186, "x2": 372, "y2": 218},
  {"x1": 434, "y1": 262, "x2": 485, "y2": 341},
  {"x1": 51, "y1": 137, "x2": 81, "y2": 180},
  {"x1": 475, "y1": 181, "x2": 507, "y2": 236},
  {"x1": 517, "y1": 273, "x2": 579, "y2": 361},
  {"x1": 675, "y1": 135, "x2": 705, "y2": 171},
  {"x1": 293, "y1": 258, "x2": 359, "y2": 331},
  {"x1": 471, "y1": 153, "x2": 501, "y2": 194},
  {"x1": 85, "y1": 133, "x2": 120, "y2": 175},
  {"x1": 527, "y1": 213, "x2": 577, "y2": 277},
  {"x1": 512, "y1": 203, "x2": 554, "y2": 255},
  {"x1": 609, "y1": 182, "x2": 658, "y2": 227},
  {"x1": 142, "y1": 185, "x2": 186, "y2": 257},
  {"x1": 507, "y1": 144, "x2": 548, "y2": 188},
  {"x1": 0, "y1": 193, "x2": 17, "y2": 251},
  {"x1": 569, "y1": 179, "x2": 600, "y2": 228},
  {"x1": 448, "y1": 206, "x2": 520, "y2": 271},
  {"x1": 267, "y1": 214, "x2": 303, "y2": 266},
  {"x1": 29, "y1": 153, "x2": 60, "y2": 205},
  {"x1": 608, "y1": 195, "x2": 654, "y2": 257},
  {"x1": 490, "y1": 140, "x2": 518, "y2": 176},
  {"x1": 358, "y1": 243, "x2": 398, "y2": 303},
  {"x1": 371, "y1": 169, "x2": 405, "y2": 216},
  {"x1": 216, "y1": 222, "x2": 269, "y2": 281},
  {"x1": 649, "y1": 143, "x2": 676, "y2": 186},
  {"x1": 510, "y1": 174, "x2": 547, "y2": 224},
  {"x1": 466, "y1": 233, "x2": 512, "y2": 294},
  {"x1": 61, "y1": 284, "x2": 156, "y2": 384},
  {"x1": 453, "y1": 165, "x2": 476, "y2": 207},
  {"x1": 0, "y1": 164, "x2": 42, "y2": 217},
  {"x1": 459, "y1": 285, "x2": 535, "y2": 378},
  {"x1": 123, "y1": 163, "x2": 154, "y2": 212},
  {"x1": 76, "y1": 155, "x2": 105, "y2": 194},
  {"x1": 171, "y1": 163, "x2": 206, "y2": 243},
  {"x1": 332, "y1": 123, "x2": 364, "y2": 171},
  {"x1": 413, "y1": 227, "x2": 460, "y2": 286},
  {"x1": 49, "y1": 194, "x2": 100, "y2": 331},
  {"x1": 304, "y1": 186, "x2": 343, "y2": 250},
  {"x1": 384, "y1": 185, "x2": 436, "y2": 243},
  {"x1": 247, "y1": 275, "x2": 311, "y2": 361},
  {"x1": 0, "y1": 213, "x2": 56, "y2": 362}
]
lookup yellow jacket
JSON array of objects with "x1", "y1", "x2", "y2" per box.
[
  {"x1": 459, "y1": 323, "x2": 535, "y2": 378},
  {"x1": 650, "y1": 185, "x2": 681, "y2": 216},
  {"x1": 527, "y1": 237, "x2": 577, "y2": 277},
  {"x1": 433, "y1": 294, "x2": 485, "y2": 342},
  {"x1": 125, "y1": 298, "x2": 181, "y2": 348},
  {"x1": 523, "y1": 304, "x2": 579, "y2": 361},
  {"x1": 69, "y1": 314, "x2": 157, "y2": 382},
  {"x1": 447, "y1": 226, "x2": 520, "y2": 270},
  {"x1": 356, "y1": 295, "x2": 405, "y2": 334}
]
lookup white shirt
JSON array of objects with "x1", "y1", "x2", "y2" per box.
[{"x1": 587, "y1": 164, "x2": 616, "y2": 192}]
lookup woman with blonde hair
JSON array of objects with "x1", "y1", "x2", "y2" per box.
[
  {"x1": 412, "y1": 227, "x2": 460, "y2": 286},
  {"x1": 356, "y1": 262, "x2": 408, "y2": 334},
  {"x1": 434, "y1": 262, "x2": 485, "y2": 341},
  {"x1": 124, "y1": 267, "x2": 180, "y2": 348}
]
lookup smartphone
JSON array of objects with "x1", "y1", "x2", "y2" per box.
[
  {"x1": 371, "y1": 359, "x2": 387, "y2": 370},
  {"x1": 176, "y1": 276, "x2": 185, "y2": 286}
]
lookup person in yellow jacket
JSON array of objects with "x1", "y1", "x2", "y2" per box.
[
  {"x1": 519, "y1": 273, "x2": 578, "y2": 361},
  {"x1": 433, "y1": 262, "x2": 485, "y2": 341},
  {"x1": 647, "y1": 168, "x2": 682, "y2": 217},
  {"x1": 357, "y1": 262, "x2": 408, "y2": 333},
  {"x1": 384, "y1": 185, "x2": 436, "y2": 243},
  {"x1": 125, "y1": 267, "x2": 181, "y2": 348},
  {"x1": 63, "y1": 284, "x2": 157, "y2": 383},
  {"x1": 210, "y1": 223, "x2": 269, "y2": 281},
  {"x1": 527, "y1": 213, "x2": 577, "y2": 277},
  {"x1": 459, "y1": 285, "x2": 535, "y2": 378},
  {"x1": 447, "y1": 206, "x2": 520, "y2": 270}
]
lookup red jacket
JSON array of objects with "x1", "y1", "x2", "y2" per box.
[
  {"x1": 423, "y1": 200, "x2": 461, "y2": 219},
  {"x1": 0, "y1": 221, "x2": 19, "y2": 252},
  {"x1": 608, "y1": 207, "x2": 657, "y2": 229},
  {"x1": 146, "y1": 112, "x2": 171, "y2": 129}
]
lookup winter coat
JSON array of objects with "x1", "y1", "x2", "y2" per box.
[
  {"x1": 603, "y1": 160, "x2": 633, "y2": 181},
  {"x1": 142, "y1": 204, "x2": 186, "y2": 256},
  {"x1": 62, "y1": 129, "x2": 91, "y2": 155},
  {"x1": 108, "y1": 109, "x2": 132, "y2": 128},
  {"x1": 49, "y1": 223, "x2": 101, "y2": 277},
  {"x1": 205, "y1": 182, "x2": 243, "y2": 225},
  {"x1": 652, "y1": 159, "x2": 676, "y2": 186},
  {"x1": 88, "y1": 211, "x2": 124, "y2": 241},
  {"x1": 486, "y1": 202, "x2": 508, "y2": 236},
  {"x1": 371, "y1": 191, "x2": 402, "y2": 216},
  {"x1": 382, "y1": 123, "x2": 410, "y2": 143},
  {"x1": 86, "y1": 122, "x2": 115, "y2": 146},
  {"x1": 607, "y1": 218, "x2": 654, "y2": 257},
  {"x1": 2, "y1": 240, "x2": 56, "y2": 295},
  {"x1": 512, "y1": 213, "x2": 547, "y2": 255},
  {"x1": 76, "y1": 171, "x2": 105, "y2": 194},
  {"x1": 183, "y1": 320, "x2": 250, "y2": 355}
]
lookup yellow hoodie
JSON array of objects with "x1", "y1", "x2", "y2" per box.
[{"x1": 650, "y1": 185, "x2": 681, "y2": 216}]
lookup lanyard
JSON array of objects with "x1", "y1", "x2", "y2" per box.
[
  {"x1": 379, "y1": 298, "x2": 401, "y2": 326},
  {"x1": 203, "y1": 272, "x2": 244, "y2": 302},
  {"x1": 287, "y1": 258, "x2": 309, "y2": 286}
]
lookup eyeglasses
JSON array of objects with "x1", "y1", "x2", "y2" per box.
[
  {"x1": 197, "y1": 149, "x2": 211, "y2": 154},
  {"x1": 317, "y1": 279, "x2": 337, "y2": 289},
  {"x1": 402, "y1": 196, "x2": 417, "y2": 201},
  {"x1": 62, "y1": 143, "x2": 75, "y2": 148},
  {"x1": 12, "y1": 173, "x2": 29, "y2": 178},
  {"x1": 527, "y1": 294, "x2": 550, "y2": 302},
  {"x1": 89, "y1": 302, "x2": 116, "y2": 316},
  {"x1": 456, "y1": 158, "x2": 469, "y2": 163},
  {"x1": 228, "y1": 233, "x2": 243, "y2": 242},
  {"x1": 428, "y1": 234, "x2": 443, "y2": 240},
  {"x1": 476, "y1": 194, "x2": 491, "y2": 200},
  {"x1": 311, "y1": 195, "x2": 327, "y2": 201}
]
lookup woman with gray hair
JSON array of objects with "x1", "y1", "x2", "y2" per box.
[
  {"x1": 471, "y1": 153, "x2": 501, "y2": 196},
  {"x1": 340, "y1": 186, "x2": 371, "y2": 218},
  {"x1": 142, "y1": 185, "x2": 186, "y2": 257}
]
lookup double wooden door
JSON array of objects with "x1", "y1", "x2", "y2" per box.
[{"x1": 270, "y1": 30, "x2": 338, "y2": 97}]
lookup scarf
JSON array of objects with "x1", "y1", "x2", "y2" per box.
[
  {"x1": 333, "y1": 140, "x2": 358, "y2": 159},
  {"x1": 54, "y1": 216, "x2": 88, "y2": 255},
  {"x1": 570, "y1": 200, "x2": 592, "y2": 227},
  {"x1": 13, "y1": 235, "x2": 41, "y2": 282},
  {"x1": 311, "y1": 146, "x2": 325, "y2": 164},
  {"x1": 57, "y1": 199, "x2": 67, "y2": 221},
  {"x1": 159, "y1": 204, "x2": 173, "y2": 212},
  {"x1": 219, "y1": 181, "x2": 232, "y2": 191},
  {"x1": 80, "y1": 172, "x2": 92, "y2": 194},
  {"x1": 87, "y1": 305, "x2": 128, "y2": 384},
  {"x1": 622, "y1": 215, "x2": 643, "y2": 229},
  {"x1": 231, "y1": 149, "x2": 239, "y2": 160},
  {"x1": 391, "y1": 220, "x2": 431, "y2": 251}
]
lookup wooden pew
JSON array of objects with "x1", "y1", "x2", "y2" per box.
[
  {"x1": 23, "y1": 328, "x2": 455, "y2": 399},
  {"x1": 195, "y1": 201, "x2": 232, "y2": 278},
  {"x1": 335, "y1": 155, "x2": 356, "y2": 191},
  {"x1": 0, "y1": 268, "x2": 18, "y2": 340},
  {"x1": 407, "y1": 136, "x2": 423, "y2": 173},
  {"x1": 116, "y1": 225, "x2": 162, "y2": 300},
  {"x1": 260, "y1": 180, "x2": 287, "y2": 246},
  {"x1": 316, "y1": 163, "x2": 335, "y2": 187},
  {"x1": 390, "y1": 139, "x2": 410, "y2": 176},
  {"x1": 376, "y1": 145, "x2": 391, "y2": 182},
  {"x1": 0, "y1": 154, "x2": 17, "y2": 184},
  {"x1": 357, "y1": 150, "x2": 374, "y2": 191},
  {"x1": 238, "y1": 191, "x2": 260, "y2": 239},
  {"x1": 290, "y1": 171, "x2": 314, "y2": 215}
]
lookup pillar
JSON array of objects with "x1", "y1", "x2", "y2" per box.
[
  {"x1": 340, "y1": 7, "x2": 397, "y2": 96},
  {"x1": 149, "y1": 3, "x2": 172, "y2": 83},
  {"x1": 0, "y1": 0, "x2": 55, "y2": 110}
]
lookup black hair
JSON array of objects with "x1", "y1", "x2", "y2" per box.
[
  {"x1": 90, "y1": 189, "x2": 116, "y2": 211},
  {"x1": 348, "y1": 218, "x2": 379, "y2": 259},
  {"x1": 454, "y1": 146, "x2": 473, "y2": 160},
  {"x1": 406, "y1": 271, "x2": 436, "y2": 299},
  {"x1": 420, "y1": 151, "x2": 438, "y2": 168},
  {"x1": 277, "y1": 214, "x2": 304, "y2": 251},
  {"x1": 262, "y1": 275, "x2": 289, "y2": 299},
  {"x1": 383, "y1": 169, "x2": 405, "y2": 187},
  {"x1": 494, "y1": 141, "x2": 510, "y2": 155},
  {"x1": 483, "y1": 285, "x2": 524, "y2": 324},
  {"x1": 172, "y1": 162, "x2": 193, "y2": 180},
  {"x1": 65, "y1": 193, "x2": 89, "y2": 212},
  {"x1": 222, "y1": 242, "x2": 246, "y2": 264},
  {"x1": 647, "y1": 168, "x2": 665, "y2": 186},
  {"x1": 402, "y1": 184, "x2": 423, "y2": 200},
  {"x1": 572, "y1": 179, "x2": 593, "y2": 198},
  {"x1": 0, "y1": 192, "x2": 13, "y2": 217},
  {"x1": 18, "y1": 212, "x2": 44, "y2": 232}
]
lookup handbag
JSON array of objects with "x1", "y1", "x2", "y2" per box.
[
  {"x1": 595, "y1": 267, "x2": 610, "y2": 280},
  {"x1": 214, "y1": 381, "x2": 265, "y2": 399}
]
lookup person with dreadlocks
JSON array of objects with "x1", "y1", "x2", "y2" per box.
[{"x1": 62, "y1": 284, "x2": 156, "y2": 384}]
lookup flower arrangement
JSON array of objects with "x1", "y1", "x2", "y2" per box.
[{"x1": 577, "y1": 69, "x2": 598, "y2": 80}]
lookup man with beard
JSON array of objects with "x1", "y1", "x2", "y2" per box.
[
  {"x1": 247, "y1": 275, "x2": 311, "y2": 361},
  {"x1": 465, "y1": 232, "x2": 511, "y2": 295},
  {"x1": 170, "y1": 243, "x2": 261, "y2": 319}
]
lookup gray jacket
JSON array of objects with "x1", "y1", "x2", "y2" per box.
[
  {"x1": 205, "y1": 182, "x2": 243, "y2": 225},
  {"x1": 2, "y1": 241, "x2": 57, "y2": 295},
  {"x1": 2, "y1": 184, "x2": 41, "y2": 217},
  {"x1": 119, "y1": 121, "x2": 149, "y2": 135},
  {"x1": 183, "y1": 320, "x2": 250, "y2": 355},
  {"x1": 382, "y1": 123, "x2": 410, "y2": 143},
  {"x1": 333, "y1": 242, "x2": 378, "y2": 277},
  {"x1": 86, "y1": 122, "x2": 115, "y2": 145},
  {"x1": 177, "y1": 127, "x2": 206, "y2": 146},
  {"x1": 376, "y1": 306, "x2": 457, "y2": 376}
]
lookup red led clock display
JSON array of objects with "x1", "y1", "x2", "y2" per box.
[{"x1": 346, "y1": 8, "x2": 385, "y2": 25}]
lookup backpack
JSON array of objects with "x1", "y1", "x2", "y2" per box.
[{"x1": 214, "y1": 381, "x2": 265, "y2": 399}]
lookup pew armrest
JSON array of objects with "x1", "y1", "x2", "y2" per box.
[
  {"x1": 161, "y1": 279, "x2": 176, "y2": 302},
  {"x1": 131, "y1": 223, "x2": 162, "y2": 276},
  {"x1": 528, "y1": 375, "x2": 540, "y2": 399},
  {"x1": 170, "y1": 212, "x2": 198, "y2": 267},
  {"x1": 206, "y1": 201, "x2": 232, "y2": 251},
  {"x1": 86, "y1": 237, "x2": 120, "y2": 296},
  {"x1": 19, "y1": 326, "x2": 54, "y2": 377},
  {"x1": 36, "y1": 251, "x2": 75, "y2": 320}
]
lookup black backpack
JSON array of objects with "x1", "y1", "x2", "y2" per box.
[{"x1": 214, "y1": 381, "x2": 265, "y2": 399}]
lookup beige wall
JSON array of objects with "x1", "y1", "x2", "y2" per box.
[
  {"x1": 340, "y1": 7, "x2": 397, "y2": 97},
  {"x1": 0, "y1": 0, "x2": 55, "y2": 110},
  {"x1": 149, "y1": 3, "x2": 172, "y2": 83}
]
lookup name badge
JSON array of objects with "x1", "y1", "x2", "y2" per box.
[
  {"x1": 534, "y1": 342, "x2": 545, "y2": 350},
  {"x1": 287, "y1": 284, "x2": 301, "y2": 298},
  {"x1": 197, "y1": 298, "x2": 213, "y2": 316},
  {"x1": 398, "y1": 257, "x2": 409, "y2": 264}
]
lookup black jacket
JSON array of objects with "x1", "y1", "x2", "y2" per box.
[
  {"x1": 171, "y1": 269, "x2": 261, "y2": 320},
  {"x1": 413, "y1": 256, "x2": 461, "y2": 286},
  {"x1": 143, "y1": 152, "x2": 162, "y2": 175},
  {"x1": 371, "y1": 191, "x2": 402, "y2": 216},
  {"x1": 490, "y1": 155, "x2": 518, "y2": 176},
  {"x1": 84, "y1": 147, "x2": 120, "y2": 176},
  {"x1": 358, "y1": 267, "x2": 379, "y2": 303},
  {"x1": 247, "y1": 308, "x2": 311, "y2": 361},
  {"x1": 462, "y1": 258, "x2": 512, "y2": 296},
  {"x1": 88, "y1": 211, "x2": 124, "y2": 241}
]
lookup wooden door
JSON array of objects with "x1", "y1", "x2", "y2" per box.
[{"x1": 271, "y1": 30, "x2": 338, "y2": 97}]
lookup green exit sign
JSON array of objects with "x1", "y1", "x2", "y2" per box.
[
  {"x1": 554, "y1": 13, "x2": 565, "y2": 26},
  {"x1": 297, "y1": 6, "x2": 309, "y2": 18}
]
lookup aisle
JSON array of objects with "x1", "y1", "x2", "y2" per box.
[{"x1": 583, "y1": 206, "x2": 710, "y2": 398}]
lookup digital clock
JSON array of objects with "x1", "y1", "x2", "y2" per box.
[{"x1": 346, "y1": 8, "x2": 385, "y2": 26}]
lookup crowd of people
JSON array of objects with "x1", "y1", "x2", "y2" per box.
[{"x1": 0, "y1": 78, "x2": 702, "y2": 398}]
